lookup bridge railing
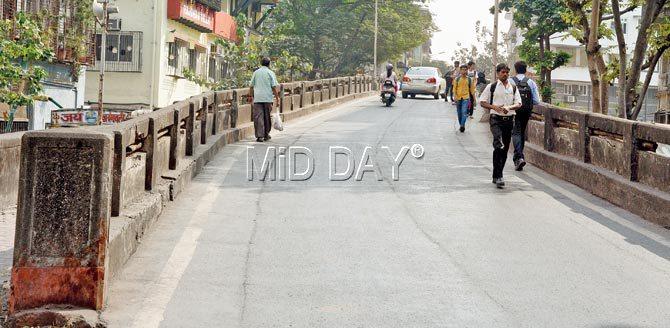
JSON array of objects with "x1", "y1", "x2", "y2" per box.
[
  {"x1": 528, "y1": 104, "x2": 670, "y2": 226},
  {"x1": 4, "y1": 75, "x2": 373, "y2": 319}
]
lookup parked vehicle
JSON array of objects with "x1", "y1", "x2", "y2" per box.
[
  {"x1": 400, "y1": 67, "x2": 447, "y2": 100},
  {"x1": 380, "y1": 79, "x2": 396, "y2": 107}
]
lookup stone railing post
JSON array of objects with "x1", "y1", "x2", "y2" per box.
[
  {"x1": 231, "y1": 90, "x2": 239, "y2": 129},
  {"x1": 279, "y1": 84, "x2": 286, "y2": 113},
  {"x1": 186, "y1": 101, "x2": 196, "y2": 155},
  {"x1": 10, "y1": 131, "x2": 113, "y2": 314},
  {"x1": 623, "y1": 122, "x2": 640, "y2": 182},
  {"x1": 577, "y1": 113, "x2": 591, "y2": 163},
  {"x1": 200, "y1": 97, "x2": 208, "y2": 145},
  {"x1": 211, "y1": 93, "x2": 219, "y2": 136},
  {"x1": 145, "y1": 118, "x2": 159, "y2": 190},
  {"x1": 543, "y1": 106, "x2": 555, "y2": 152}
]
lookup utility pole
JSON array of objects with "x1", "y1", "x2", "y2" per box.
[
  {"x1": 97, "y1": 0, "x2": 108, "y2": 125},
  {"x1": 373, "y1": 0, "x2": 378, "y2": 84},
  {"x1": 492, "y1": 0, "x2": 500, "y2": 79}
]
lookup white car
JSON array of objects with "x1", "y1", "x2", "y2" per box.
[{"x1": 400, "y1": 67, "x2": 447, "y2": 100}]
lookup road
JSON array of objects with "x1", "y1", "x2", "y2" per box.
[{"x1": 102, "y1": 95, "x2": 670, "y2": 327}]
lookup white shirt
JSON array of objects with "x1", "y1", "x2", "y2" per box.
[{"x1": 479, "y1": 80, "x2": 522, "y2": 117}]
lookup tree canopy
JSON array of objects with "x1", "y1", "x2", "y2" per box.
[{"x1": 267, "y1": 0, "x2": 436, "y2": 78}]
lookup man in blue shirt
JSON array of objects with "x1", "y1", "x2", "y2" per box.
[
  {"x1": 250, "y1": 57, "x2": 280, "y2": 142},
  {"x1": 511, "y1": 61, "x2": 540, "y2": 171}
]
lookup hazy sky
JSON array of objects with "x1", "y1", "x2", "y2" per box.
[{"x1": 428, "y1": 0, "x2": 511, "y2": 62}]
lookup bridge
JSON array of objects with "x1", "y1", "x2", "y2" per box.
[{"x1": 1, "y1": 76, "x2": 669, "y2": 327}]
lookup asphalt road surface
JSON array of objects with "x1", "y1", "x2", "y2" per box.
[{"x1": 102, "y1": 95, "x2": 670, "y2": 328}]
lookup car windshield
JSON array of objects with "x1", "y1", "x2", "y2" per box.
[{"x1": 406, "y1": 67, "x2": 436, "y2": 76}]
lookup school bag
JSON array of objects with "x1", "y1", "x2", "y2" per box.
[{"x1": 511, "y1": 77, "x2": 534, "y2": 115}]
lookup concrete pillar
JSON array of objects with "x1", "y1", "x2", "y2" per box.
[{"x1": 10, "y1": 131, "x2": 113, "y2": 314}]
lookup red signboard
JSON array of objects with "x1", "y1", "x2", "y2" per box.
[
  {"x1": 168, "y1": 0, "x2": 215, "y2": 32},
  {"x1": 214, "y1": 11, "x2": 237, "y2": 41}
]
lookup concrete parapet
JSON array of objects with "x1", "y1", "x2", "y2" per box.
[
  {"x1": 4, "y1": 75, "x2": 373, "y2": 325},
  {"x1": 527, "y1": 103, "x2": 670, "y2": 227}
]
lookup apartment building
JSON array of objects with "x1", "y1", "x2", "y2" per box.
[
  {"x1": 506, "y1": 9, "x2": 659, "y2": 121},
  {"x1": 0, "y1": 0, "x2": 94, "y2": 131},
  {"x1": 84, "y1": 0, "x2": 277, "y2": 111}
]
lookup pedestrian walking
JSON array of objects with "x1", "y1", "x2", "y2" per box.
[
  {"x1": 250, "y1": 57, "x2": 280, "y2": 142},
  {"x1": 451, "y1": 60, "x2": 460, "y2": 105},
  {"x1": 444, "y1": 69, "x2": 454, "y2": 103},
  {"x1": 453, "y1": 64, "x2": 476, "y2": 133},
  {"x1": 466, "y1": 61, "x2": 478, "y2": 118},
  {"x1": 510, "y1": 61, "x2": 540, "y2": 171},
  {"x1": 479, "y1": 63, "x2": 522, "y2": 189}
]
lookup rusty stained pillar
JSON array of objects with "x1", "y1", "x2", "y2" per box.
[{"x1": 10, "y1": 131, "x2": 113, "y2": 314}]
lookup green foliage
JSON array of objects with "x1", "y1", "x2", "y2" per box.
[
  {"x1": 451, "y1": 21, "x2": 509, "y2": 78},
  {"x1": 29, "y1": 0, "x2": 95, "y2": 78},
  {"x1": 184, "y1": 15, "x2": 311, "y2": 90},
  {"x1": 268, "y1": 0, "x2": 436, "y2": 77},
  {"x1": 0, "y1": 12, "x2": 54, "y2": 132}
]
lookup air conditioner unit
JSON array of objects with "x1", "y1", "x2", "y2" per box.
[
  {"x1": 565, "y1": 95, "x2": 577, "y2": 103},
  {"x1": 108, "y1": 19, "x2": 122, "y2": 31}
]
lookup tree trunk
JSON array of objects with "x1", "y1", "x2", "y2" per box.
[
  {"x1": 544, "y1": 35, "x2": 552, "y2": 103},
  {"x1": 612, "y1": 0, "x2": 627, "y2": 118},
  {"x1": 538, "y1": 36, "x2": 550, "y2": 102},
  {"x1": 596, "y1": 54, "x2": 610, "y2": 114},
  {"x1": 586, "y1": 0, "x2": 607, "y2": 114},
  {"x1": 586, "y1": 52, "x2": 601, "y2": 113},
  {"x1": 311, "y1": 36, "x2": 322, "y2": 79},
  {"x1": 625, "y1": 0, "x2": 667, "y2": 116},
  {"x1": 631, "y1": 46, "x2": 667, "y2": 119}
]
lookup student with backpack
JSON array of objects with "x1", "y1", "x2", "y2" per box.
[
  {"x1": 479, "y1": 63, "x2": 522, "y2": 189},
  {"x1": 466, "y1": 61, "x2": 478, "y2": 118},
  {"x1": 511, "y1": 61, "x2": 540, "y2": 171},
  {"x1": 453, "y1": 64, "x2": 476, "y2": 133}
]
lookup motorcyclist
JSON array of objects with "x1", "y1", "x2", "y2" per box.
[{"x1": 380, "y1": 63, "x2": 398, "y2": 92}]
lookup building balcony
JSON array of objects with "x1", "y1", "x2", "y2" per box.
[
  {"x1": 214, "y1": 11, "x2": 237, "y2": 41},
  {"x1": 168, "y1": 0, "x2": 215, "y2": 33}
]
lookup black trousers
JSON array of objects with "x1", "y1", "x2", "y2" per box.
[
  {"x1": 253, "y1": 103, "x2": 272, "y2": 138},
  {"x1": 512, "y1": 112, "x2": 531, "y2": 162},
  {"x1": 490, "y1": 114, "x2": 514, "y2": 179}
]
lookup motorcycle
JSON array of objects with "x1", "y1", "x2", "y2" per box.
[{"x1": 380, "y1": 79, "x2": 396, "y2": 107}]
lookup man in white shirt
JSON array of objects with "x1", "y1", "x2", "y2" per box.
[{"x1": 479, "y1": 63, "x2": 522, "y2": 189}]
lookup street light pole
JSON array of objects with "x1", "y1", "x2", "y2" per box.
[
  {"x1": 97, "y1": 0, "x2": 108, "y2": 125},
  {"x1": 492, "y1": 0, "x2": 500, "y2": 79},
  {"x1": 373, "y1": 0, "x2": 378, "y2": 84}
]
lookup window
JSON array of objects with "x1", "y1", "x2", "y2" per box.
[
  {"x1": 578, "y1": 85, "x2": 588, "y2": 96},
  {"x1": 94, "y1": 31, "x2": 142, "y2": 72},
  {"x1": 564, "y1": 84, "x2": 573, "y2": 95}
]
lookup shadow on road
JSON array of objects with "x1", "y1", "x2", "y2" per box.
[{"x1": 520, "y1": 173, "x2": 670, "y2": 262}]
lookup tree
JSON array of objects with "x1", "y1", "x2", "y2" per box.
[
  {"x1": 184, "y1": 15, "x2": 311, "y2": 90},
  {"x1": 612, "y1": 0, "x2": 670, "y2": 120},
  {"x1": 499, "y1": 0, "x2": 571, "y2": 102},
  {"x1": 451, "y1": 21, "x2": 510, "y2": 82},
  {"x1": 0, "y1": 12, "x2": 54, "y2": 133},
  {"x1": 563, "y1": 0, "x2": 611, "y2": 114},
  {"x1": 268, "y1": 0, "x2": 436, "y2": 78}
]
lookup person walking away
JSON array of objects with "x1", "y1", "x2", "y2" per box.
[
  {"x1": 451, "y1": 61, "x2": 461, "y2": 105},
  {"x1": 466, "y1": 61, "x2": 478, "y2": 118},
  {"x1": 444, "y1": 69, "x2": 454, "y2": 102},
  {"x1": 453, "y1": 64, "x2": 476, "y2": 133},
  {"x1": 250, "y1": 57, "x2": 280, "y2": 142},
  {"x1": 511, "y1": 61, "x2": 540, "y2": 171},
  {"x1": 479, "y1": 63, "x2": 522, "y2": 189}
]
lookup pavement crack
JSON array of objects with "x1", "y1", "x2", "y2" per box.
[{"x1": 239, "y1": 187, "x2": 262, "y2": 325}]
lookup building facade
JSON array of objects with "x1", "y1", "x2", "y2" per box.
[
  {"x1": 84, "y1": 0, "x2": 277, "y2": 111},
  {"x1": 0, "y1": 0, "x2": 93, "y2": 131}
]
